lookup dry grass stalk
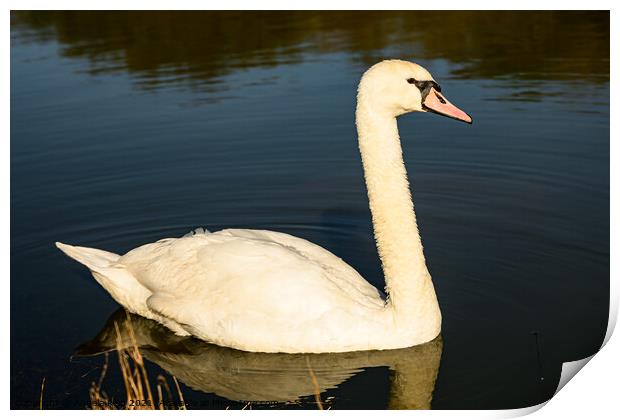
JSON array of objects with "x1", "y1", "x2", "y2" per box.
[
  {"x1": 305, "y1": 356, "x2": 324, "y2": 410},
  {"x1": 172, "y1": 376, "x2": 187, "y2": 410},
  {"x1": 39, "y1": 377, "x2": 46, "y2": 410}
]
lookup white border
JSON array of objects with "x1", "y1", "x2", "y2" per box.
[{"x1": 4, "y1": 1, "x2": 616, "y2": 419}]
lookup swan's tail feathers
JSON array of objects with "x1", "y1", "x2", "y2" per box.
[
  {"x1": 55, "y1": 242, "x2": 121, "y2": 272},
  {"x1": 56, "y1": 242, "x2": 151, "y2": 317}
]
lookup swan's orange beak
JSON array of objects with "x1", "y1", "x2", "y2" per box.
[{"x1": 422, "y1": 87, "x2": 472, "y2": 124}]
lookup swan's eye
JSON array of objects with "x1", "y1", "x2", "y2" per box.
[
  {"x1": 408, "y1": 78, "x2": 440, "y2": 92},
  {"x1": 407, "y1": 78, "x2": 426, "y2": 90}
]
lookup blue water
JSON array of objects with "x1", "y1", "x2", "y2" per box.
[{"x1": 11, "y1": 11, "x2": 609, "y2": 409}]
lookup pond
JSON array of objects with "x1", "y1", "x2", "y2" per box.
[{"x1": 10, "y1": 11, "x2": 609, "y2": 409}]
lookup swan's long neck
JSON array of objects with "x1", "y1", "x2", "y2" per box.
[{"x1": 356, "y1": 95, "x2": 440, "y2": 325}]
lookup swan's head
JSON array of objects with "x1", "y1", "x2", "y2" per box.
[{"x1": 358, "y1": 59, "x2": 472, "y2": 124}]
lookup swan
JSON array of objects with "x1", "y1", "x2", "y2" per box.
[{"x1": 57, "y1": 59, "x2": 472, "y2": 354}]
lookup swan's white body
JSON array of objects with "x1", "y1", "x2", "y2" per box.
[{"x1": 57, "y1": 60, "x2": 471, "y2": 353}]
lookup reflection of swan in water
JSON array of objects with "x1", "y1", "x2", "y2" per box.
[{"x1": 77, "y1": 309, "x2": 443, "y2": 409}]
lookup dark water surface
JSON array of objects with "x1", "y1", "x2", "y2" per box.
[{"x1": 11, "y1": 11, "x2": 609, "y2": 409}]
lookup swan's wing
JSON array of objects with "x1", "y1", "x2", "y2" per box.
[
  {"x1": 119, "y1": 229, "x2": 382, "y2": 304},
  {"x1": 117, "y1": 229, "x2": 386, "y2": 351},
  {"x1": 216, "y1": 228, "x2": 383, "y2": 301}
]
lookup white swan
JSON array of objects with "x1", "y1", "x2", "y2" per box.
[{"x1": 57, "y1": 60, "x2": 472, "y2": 354}]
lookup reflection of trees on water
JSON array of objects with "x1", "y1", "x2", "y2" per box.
[{"x1": 11, "y1": 11, "x2": 609, "y2": 91}]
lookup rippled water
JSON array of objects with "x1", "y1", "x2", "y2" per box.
[{"x1": 11, "y1": 11, "x2": 609, "y2": 409}]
